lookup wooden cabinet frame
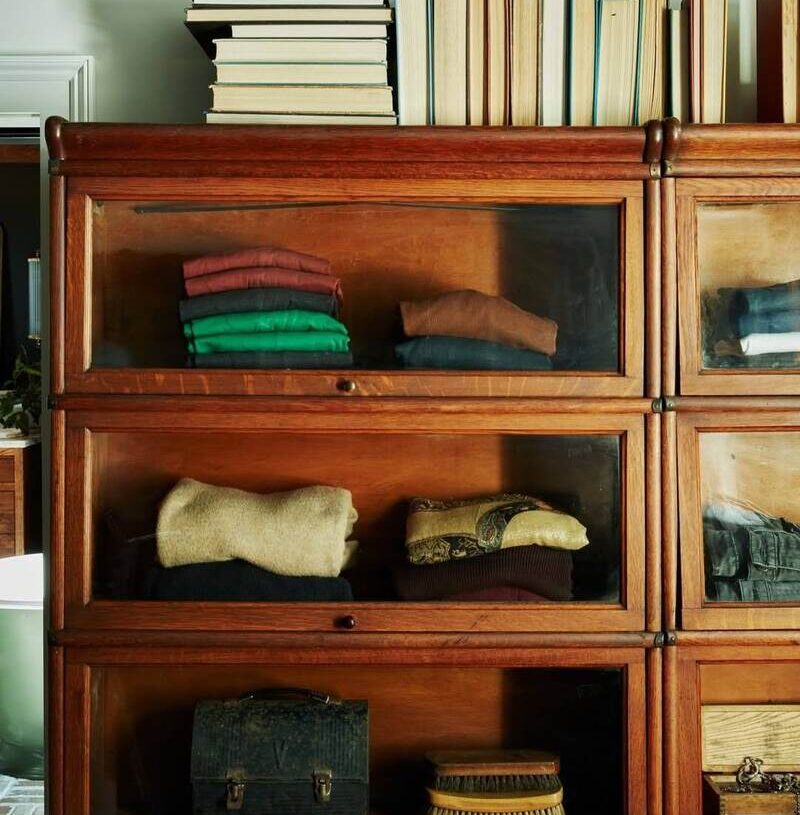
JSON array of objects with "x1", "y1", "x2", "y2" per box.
[
  {"x1": 52, "y1": 641, "x2": 651, "y2": 815},
  {"x1": 673, "y1": 177, "x2": 800, "y2": 396},
  {"x1": 665, "y1": 636, "x2": 800, "y2": 815},
  {"x1": 675, "y1": 402, "x2": 800, "y2": 630},
  {"x1": 47, "y1": 119, "x2": 664, "y2": 400},
  {"x1": 52, "y1": 397, "x2": 652, "y2": 635},
  {"x1": 57, "y1": 176, "x2": 649, "y2": 398},
  {"x1": 663, "y1": 119, "x2": 800, "y2": 396}
]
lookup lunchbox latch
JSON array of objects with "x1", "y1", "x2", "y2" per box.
[
  {"x1": 226, "y1": 778, "x2": 245, "y2": 811},
  {"x1": 313, "y1": 769, "x2": 333, "y2": 803}
]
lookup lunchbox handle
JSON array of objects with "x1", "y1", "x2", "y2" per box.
[{"x1": 239, "y1": 687, "x2": 340, "y2": 705}]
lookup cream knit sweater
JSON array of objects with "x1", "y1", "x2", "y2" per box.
[{"x1": 157, "y1": 478, "x2": 358, "y2": 577}]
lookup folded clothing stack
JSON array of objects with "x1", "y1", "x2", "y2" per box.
[
  {"x1": 719, "y1": 278, "x2": 800, "y2": 360},
  {"x1": 704, "y1": 501, "x2": 800, "y2": 602},
  {"x1": 180, "y1": 247, "x2": 353, "y2": 369},
  {"x1": 395, "y1": 289, "x2": 558, "y2": 370},
  {"x1": 394, "y1": 494, "x2": 589, "y2": 601},
  {"x1": 100, "y1": 480, "x2": 358, "y2": 602}
]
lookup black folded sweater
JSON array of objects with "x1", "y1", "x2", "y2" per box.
[{"x1": 141, "y1": 560, "x2": 353, "y2": 602}]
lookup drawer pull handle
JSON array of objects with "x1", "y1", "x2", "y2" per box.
[
  {"x1": 336, "y1": 379, "x2": 356, "y2": 393},
  {"x1": 337, "y1": 614, "x2": 357, "y2": 630}
]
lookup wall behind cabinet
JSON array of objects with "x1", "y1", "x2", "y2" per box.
[{"x1": 0, "y1": 0, "x2": 211, "y2": 123}]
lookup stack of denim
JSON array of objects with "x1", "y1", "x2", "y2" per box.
[
  {"x1": 704, "y1": 502, "x2": 800, "y2": 601},
  {"x1": 726, "y1": 279, "x2": 800, "y2": 358}
]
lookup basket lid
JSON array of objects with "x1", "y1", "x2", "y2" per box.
[{"x1": 425, "y1": 750, "x2": 560, "y2": 777}]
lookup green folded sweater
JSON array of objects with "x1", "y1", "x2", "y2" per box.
[
  {"x1": 188, "y1": 330, "x2": 350, "y2": 355},
  {"x1": 184, "y1": 310, "x2": 347, "y2": 340}
]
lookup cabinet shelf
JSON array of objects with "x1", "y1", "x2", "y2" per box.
[
  {"x1": 58, "y1": 645, "x2": 646, "y2": 815},
  {"x1": 53, "y1": 405, "x2": 647, "y2": 634}
]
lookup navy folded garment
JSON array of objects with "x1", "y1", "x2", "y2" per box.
[
  {"x1": 729, "y1": 279, "x2": 800, "y2": 317},
  {"x1": 735, "y1": 310, "x2": 800, "y2": 337},
  {"x1": 178, "y1": 287, "x2": 339, "y2": 323},
  {"x1": 187, "y1": 350, "x2": 354, "y2": 369},
  {"x1": 395, "y1": 335, "x2": 553, "y2": 371},
  {"x1": 141, "y1": 559, "x2": 354, "y2": 601}
]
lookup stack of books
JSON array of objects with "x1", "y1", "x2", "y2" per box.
[
  {"x1": 186, "y1": 0, "x2": 397, "y2": 125},
  {"x1": 396, "y1": 0, "x2": 666, "y2": 126},
  {"x1": 691, "y1": 0, "x2": 800, "y2": 124}
]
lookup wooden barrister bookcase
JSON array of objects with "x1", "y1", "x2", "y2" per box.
[
  {"x1": 47, "y1": 118, "x2": 664, "y2": 815},
  {"x1": 662, "y1": 120, "x2": 800, "y2": 815},
  {"x1": 52, "y1": 116, "x2": 800, "y2": 815}
]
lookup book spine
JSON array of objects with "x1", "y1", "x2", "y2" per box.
[
  {"x1": 756, "y1": 0, "x2": 786, "y2": 122},
  {"x1": 566, "y1": 0, "x2": 574, "y2": 123},
  {"x1": 427, "y1": 0, "x2": 435, "y2": 124},
  {"x1": 633, "y1": 0, "x2": 644, "y2": 124},
  {"x1": 591, "y1": 0, "x2": 602, "y2": 125}
]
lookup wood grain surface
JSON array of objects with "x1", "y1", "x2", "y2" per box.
[{"x1": 702, "y1": 705, "x2": 800, "y2": 772}]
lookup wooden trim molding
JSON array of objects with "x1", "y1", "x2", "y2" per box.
[
  {"x1": 0, "y1": 56, "x2": 93, "y2": 123},
  {"x1": 46, "y1": 117, "x2": 662, "y2": 179},
  {"x1": 663, "y1": 121, "x2": 800, "y2": 176}
]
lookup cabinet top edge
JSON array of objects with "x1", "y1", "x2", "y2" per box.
[
  {"x1": 45, "y1": 116, "x2": 658, "y2": 172},
  {"x1": 663, "y1": 119, "x2": 800, "y2": 170}
]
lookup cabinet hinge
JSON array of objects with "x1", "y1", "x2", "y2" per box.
[
  {"x1": 654, "y1": 631, "x2": 678, "y2": 647},
  {"x1": 47, "y1": 395, "x2": 58, "y2": 410}
]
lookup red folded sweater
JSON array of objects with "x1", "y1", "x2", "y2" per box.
[
  {"x1": 184, "y1": 266, "x2": 343, "y2": 301},
  {"x1": 184, "y1": 247, "x2": 332, "y2": 279}
]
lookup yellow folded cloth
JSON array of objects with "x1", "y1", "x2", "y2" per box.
[
  {"x1": 427, "y1": 787, "x2": 564, "y2": 814},
  {"x1": 157, "y1": 478, "x2": 358, "y2": 577},
  {"x1": 406, "y1": 494, "x2": 588, "y2": 566}
]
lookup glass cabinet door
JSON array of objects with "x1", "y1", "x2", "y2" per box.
[
  {"x1": 677, "y1": 180, "x2": 800, "y2": 394},
  {"x1": 60, "y1": 178, "x2": 646, "y2": 397},
  {"x1": 60, "y1": 651, "x2": 645, "y2": 815},
  {"x1": 55, "y1": 407, "x2": 646, "y2": 634},
  {"x1": 678, "y1": 412, "x2": 800, "y2": 629}
]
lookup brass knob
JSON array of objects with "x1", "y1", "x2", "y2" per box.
[
  {"x1": 336, "y1": 379, "x2": 356, "y2": 393},
  {"x1": 337, "y1": 614, "x2": 357, "y2": 630}
]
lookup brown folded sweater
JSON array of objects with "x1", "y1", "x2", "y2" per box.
[
  {"x1": 443, "y1": 586, "x2": 549, "y2": 601},
  {"x1": 393, "y1": 544, "x2": 572, "y2": 601},
  {"x1": 400, "y1": 289, "x2": 558, "y2": 356},
  {"x1": 184, "y1": 247, "x2": 332, "y2": 279}
]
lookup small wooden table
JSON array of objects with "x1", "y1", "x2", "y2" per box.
[{"x1": 0, "y1": 437, "x2": 41, "y2": 558}]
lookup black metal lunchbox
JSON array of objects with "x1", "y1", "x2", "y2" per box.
[{"x1": 190, "y1": 687, "x2": 369, "y2": 814}]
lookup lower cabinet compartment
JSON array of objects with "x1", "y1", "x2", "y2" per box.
[
  {"x1": 668, "y1": 641, "x2": 800, "y2": 815},
  {"x1": 58, "y1": 646, "x2": 648, "y2": 815}
]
